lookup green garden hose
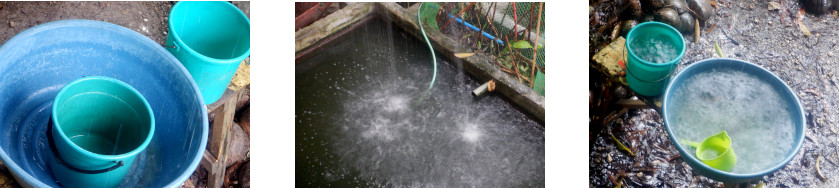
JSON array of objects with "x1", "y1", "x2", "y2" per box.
[{"x1": 418, "y1": 2, "x2": 438, "y2": 91}]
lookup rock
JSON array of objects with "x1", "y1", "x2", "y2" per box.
[
  {"x1": 226, "y1": 122, "x2": 250, "y2": 167},
  {"x1": 620, "y1": 20, "x2": 637, "y2": 38},
  {"x1": 8, "y1": 21, "x2": 14, "y2": 27},
  {"x1": 679, "y1": 12, "x2": 695, "y2": 33},
  {"x1": 655, "y1": 8, "x2": 681, "y2": 30},
  {"x1": 665, "y1": 0, "x2": 689, "y2": 13},
  {"x1": 644, "y1": 0, "x2": 667, "y2": 9},
  {"x1": 687, "y1": 0, "x2": 714, "y2": 20},
  {"x1": 238, "y1": 161, "x2": 250, "y2": 187},
  {"x1": 801, "y1": 0, "x2": 831, "y2": 15}
]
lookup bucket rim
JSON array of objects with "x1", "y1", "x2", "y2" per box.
[
  {"x1": 168, "y1": 1, "x2": 251, "y2": 64},
  {"x1": 51, "y1": 76, "x2": 156, "y2": 160},
  {"x1": 661, "y1": 58, "x2": 806, "y2": 182},
  {"x1": 625, "y1": 21, "x2": 686, "y2": 67}
]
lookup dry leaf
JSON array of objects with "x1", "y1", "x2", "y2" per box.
[
  {"x1": 454, "y1": 52, "x2": 476, "y2": 58},
  {"x1": 694, "y1": 19, "x2": 700, "y2": 42},
  {"x1": 799, "y1": 21, "x2": 811, "y2": 36}
]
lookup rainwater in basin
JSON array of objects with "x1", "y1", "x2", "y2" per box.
[{"x1": 296, "y1": 19, "x2": 544, "y2": 187}]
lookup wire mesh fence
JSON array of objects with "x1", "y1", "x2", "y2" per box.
[{"x1": 421, "y1": 2, "x2": 545, "y2": 95}]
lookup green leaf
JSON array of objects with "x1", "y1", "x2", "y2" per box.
[
  {"x1": 499, "y1": 59, "x2": 512, "y2": 69},
  {"x1": 533, "y1": 71, "x2": 545, "y2": 96},
  {"x1": 512, "y1": 40, "x2": 533, "y2": 49},
  {"x1": 518, "y1": 64, "x2": 530, "y2": 77}
]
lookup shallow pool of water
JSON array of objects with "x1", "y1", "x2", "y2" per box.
[{"x1": 296, "y1": 20, "x2": 544, "y2": 187}]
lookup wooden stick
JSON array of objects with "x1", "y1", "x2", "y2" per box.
[
  {"x1": 512, "y1": 3, "x2": 518, "y2": 41},
  {"x1": 530, "y1": 2, "x2": 543, "y2": 88}
]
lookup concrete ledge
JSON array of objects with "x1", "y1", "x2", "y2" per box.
[{"x1": 295, "y1": 2, "x2": 375, "y2": 59}]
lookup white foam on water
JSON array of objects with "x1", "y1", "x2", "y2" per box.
[
  {"x1": 630, "y1": 34, "x2": 679, "y2": 64},
  {"x1": 461, "y1": 123, "x2": 482, "y2": 143},
  {"x1": 670, "y1": 68, "x2": 795, "y2": 173}
]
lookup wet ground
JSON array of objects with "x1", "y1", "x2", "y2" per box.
[
  {"x1": 0, "y1": 2, "x2": 249, "y2": 187},
  {"x1": 591, "y1": 0, "x2": 839, "y2": 187}
]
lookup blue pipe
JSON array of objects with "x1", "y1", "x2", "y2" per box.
[{"x1": 426, "y1": 3, "x2": 505, "y2": 45}]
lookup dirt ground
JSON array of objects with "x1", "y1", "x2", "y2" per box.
[
  {"x1": 591, "y1": 0, "x2": 839, "y2": 187},
  {"x1": 0, "y1": 1, "x2": 250, "y2": 187}
]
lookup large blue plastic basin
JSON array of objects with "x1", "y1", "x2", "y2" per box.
[
  {"x1": 662, "y1": 58, "x2": 806, "y2": 183},
  {"x1": 0, "y1": 20, "x2": 208, "y2": 187}
]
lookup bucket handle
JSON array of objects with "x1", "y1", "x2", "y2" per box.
[
  {"x1": 163, "y1": 41, "x2": 179, "y2": 52},
  {"x1": 47, "y1": 119, "x2": 124, "y2": 174}
]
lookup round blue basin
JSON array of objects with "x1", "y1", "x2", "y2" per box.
[
  {"x1": 0, "y1": 20, "x2": 208, "y2": 187},
  {"x1": 662, "y1": 58, "x2": 806, "y2": 183}
]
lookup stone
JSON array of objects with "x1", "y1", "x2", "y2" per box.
[
  {"x1": 656, "y1": 8, "x2": 681, "y2": 31},
  {"x1": 679, "y1": 12, "x2": 695, "y2": 33},
  {"x1": 226, "y1": 122, "x2": 250, "y2": 167},
  {"x1": 687, "y1": 0, "x2": 714, "y2": 20}
]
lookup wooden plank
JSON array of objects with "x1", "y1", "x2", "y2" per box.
[
  {"x1": 206, "y1": 90, "x2": 242, "y2": 188},
  {"x1": 201, "y1": 150, "x2": 216, "y2": 171}
]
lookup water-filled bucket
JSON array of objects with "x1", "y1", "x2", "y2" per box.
[
  {"x1": 625, "y1": 21, "x2": 685, "y2": 96},
  {"x1": 165, "y1": 1, "x2": 251, "y2": 104},
  {"x1": 49, "y1": 76, "x2": 154, "y2": 188},
  {"x1": 662, "y1": 58, "x2": 806, "y2": 183},
  {"x1": 0, "y1": 19, "x2": 207, "y2": 187}
]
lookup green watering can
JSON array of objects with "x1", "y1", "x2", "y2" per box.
[{"x1": 683, "y1": 131, "x2": 737, "y2": 172}]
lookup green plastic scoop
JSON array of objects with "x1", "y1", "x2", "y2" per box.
[{"x1": 682, "y1": 131, "x2": 737, "y2": 172}]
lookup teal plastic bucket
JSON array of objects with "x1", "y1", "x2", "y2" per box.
[
  {"x1": 625, "y1": 21, "x2": 685, "y2": 96},
  {"x1": 165, "y1": 1, "x2": 250, "y2": 104},
  {"x1": 49, "y1": 76, "x2": 155, "y2": 188}
]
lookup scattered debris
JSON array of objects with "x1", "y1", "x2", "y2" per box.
[
  {"x1": 694, "y1": 19, "x2": 700, "y2": 42},
  {"x1": 610, "y1": 133, "x2": 636, "y2": 156},
  {"x1": 798, "y1": 21, "x2": 812, "y2": 36},
  {"x1": 768, "y1": 2, "x2": 781, "y2": 10},
  {"x1": 705, "y1": 24, "x2": 715, "y2": 34},
  {"x1": 803, "y1": 89, "x2": 823, "y2": 98},
  {"x1": 668, "y1": 154, "x2": 682, "y2": 161},
  {"x1": 817, "y1": 155, "x2": 828, "y2": 182},
  {"x1": 454, "y1": 52, "x2": 476, "y2": 58},
  {"x1": 798, "y1": 8, "x2": 812, "y2": 37},
  {"x1": 617, "y1": 99, "x2": 650, "y2": 109},
  {"x1": 715, "y1": 41, "x2": 724, "y2": 57}
]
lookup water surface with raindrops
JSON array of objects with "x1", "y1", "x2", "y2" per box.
[{"x1": 296, "y1": 19, "x2": 544, "y2": 187}]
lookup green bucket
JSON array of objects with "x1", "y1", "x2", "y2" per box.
[
  {"x1": 625, "y1": 21, "x2": 685, "y2": 96},
  {"x1": 165, "y1": 1, "x2": 250, "y2": 104},
  {"x1": 49, "y1": 76, "x2": 155, "y2": 188}
]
